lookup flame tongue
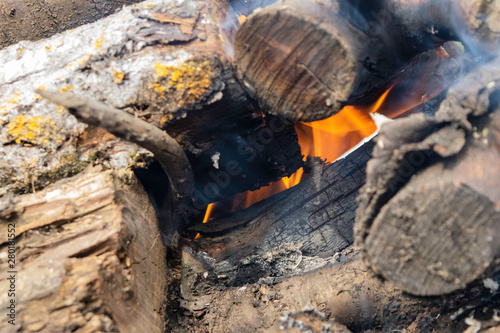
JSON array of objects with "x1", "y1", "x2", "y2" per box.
[
  {"x1": 202, "y1": 66, "x2": 453, "y2": 220},
  {"x1": 198, "y1": 43, "x2": 461, "y2": 225},
  {"x1": 199, "y1": 88, "x2": 392, "y2": 221},
  {"x1": 296, "y1": 106, "x2": 377, "y2": 163}
]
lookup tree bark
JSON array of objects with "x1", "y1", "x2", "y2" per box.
[
  {"x1": 0, "y1": 0, "x2": 303, "y2": 203},
  {"x1": 0, "y1": 166, "x2": 168, "y2": 332},
  {"x1": 355, "y1": 57, "x2": 500, "y2": 296},
  {"x1": 36, "y1": 89, "x2": 194, "y2": 208}
]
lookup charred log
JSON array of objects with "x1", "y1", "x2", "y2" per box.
[
  {"x1": 182, "y1": 141, "x2": 374, "y2": 286},
  {"x1": 355, "y1": 57, "x2": 500, "y2": 296}
]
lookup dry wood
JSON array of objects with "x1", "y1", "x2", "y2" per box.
[
  {"x1": 37, "y1": 89, "x2": 194, "y2": 207},
  {"x1": 355, "y1": 57, "x2": 500, "y2": 296},
  {"x1": 0, "y1": 0, "x2": 143, "y2": 49},
  {"x1": 0, "y1": 0, "x2": 303, "y2": 202},
  {"x1": 0, "y1": 166, "x2": 168, "y2": 332},
  {"x1": 233, "y1": 0, "x2": 465, "y2": 122}
]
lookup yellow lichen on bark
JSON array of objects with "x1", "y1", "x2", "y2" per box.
[
  {"x1": 59, "y1": 85, "x2": 74, "y2": 93},
  {"x1": 151, "y1": 59, "x2": 213, "y2": 107},
  {"x1": 94, "y1": 34, "x2": 105, "y2": 49},
  {"x1": 7, "y1": 115, "x2": 65, "y2": 148},
  {"x1": 113, "y1": 68, "x2": 125, "y2": 84},
  {"x1": 150, "y1": 83, "x2": 165, "y2": 95},
  {"x1": 154, "y1": 63, "x2": 170, "y2": 77}
]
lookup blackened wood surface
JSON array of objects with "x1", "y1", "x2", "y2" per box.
[{"x1": 186, "y1": 141, "x2": 374, "y2": 286}]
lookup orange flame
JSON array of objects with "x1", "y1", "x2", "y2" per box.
[
  {"x1": 203, "y1": 203, "x2": 215, "y2": 223},
  {"x1": 194, "y1": 201, "x2": 215, "y2": 238},
  {"x1": 213, "y1": 87, "x2": 393, "y2": 213},
  {"x1": 237, "y1": 15, "x2": 247, "y2": 24},
  {"x1": 200, "y1": 56, "x2": 451, "y2": 224}
]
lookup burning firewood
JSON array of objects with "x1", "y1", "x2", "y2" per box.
[
  {"x1": 0, "y1": 0, "x2": 143, "y2": 49},
  {"x1": 233, "y1": 0, "x2": 497, "y2": 122},
  {"x1": 1, "y1": 0, "x2": 499, "y2": 331},
  {"x1": 355, "y1": 57, "x2": 500, "y2": 296},
  {"x1": 183, "y1": 142, "x2": 374, "y2": 286}
]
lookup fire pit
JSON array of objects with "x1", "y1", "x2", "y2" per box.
[{"x1": 0, "y1": 0, "x2": 499, "y2": 332}]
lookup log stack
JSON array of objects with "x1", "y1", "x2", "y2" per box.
[
  {"x1": 0, "y1": 0, "x2": 302, "y2": 209},
  {"x1": 1, "y1": 0, "x2": 500, "y2": 331}
]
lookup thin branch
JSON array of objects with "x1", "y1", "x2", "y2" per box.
[{"x1": 36, "y1": 89, "x2": 194, "y2": 207}]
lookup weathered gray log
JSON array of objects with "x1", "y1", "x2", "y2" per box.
[
  {"x1": 0, "y1": 166, "x2": 168, "y2": 332},
  {"x1": 355, "y1": 57, "x2": 500, "y2": 296},
  {"x1": 0, "y1": 0, "x2": 302, "y2": 202},
  {"x1": 0, "y1": 0, "x2": 143, "y2": 49}
]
